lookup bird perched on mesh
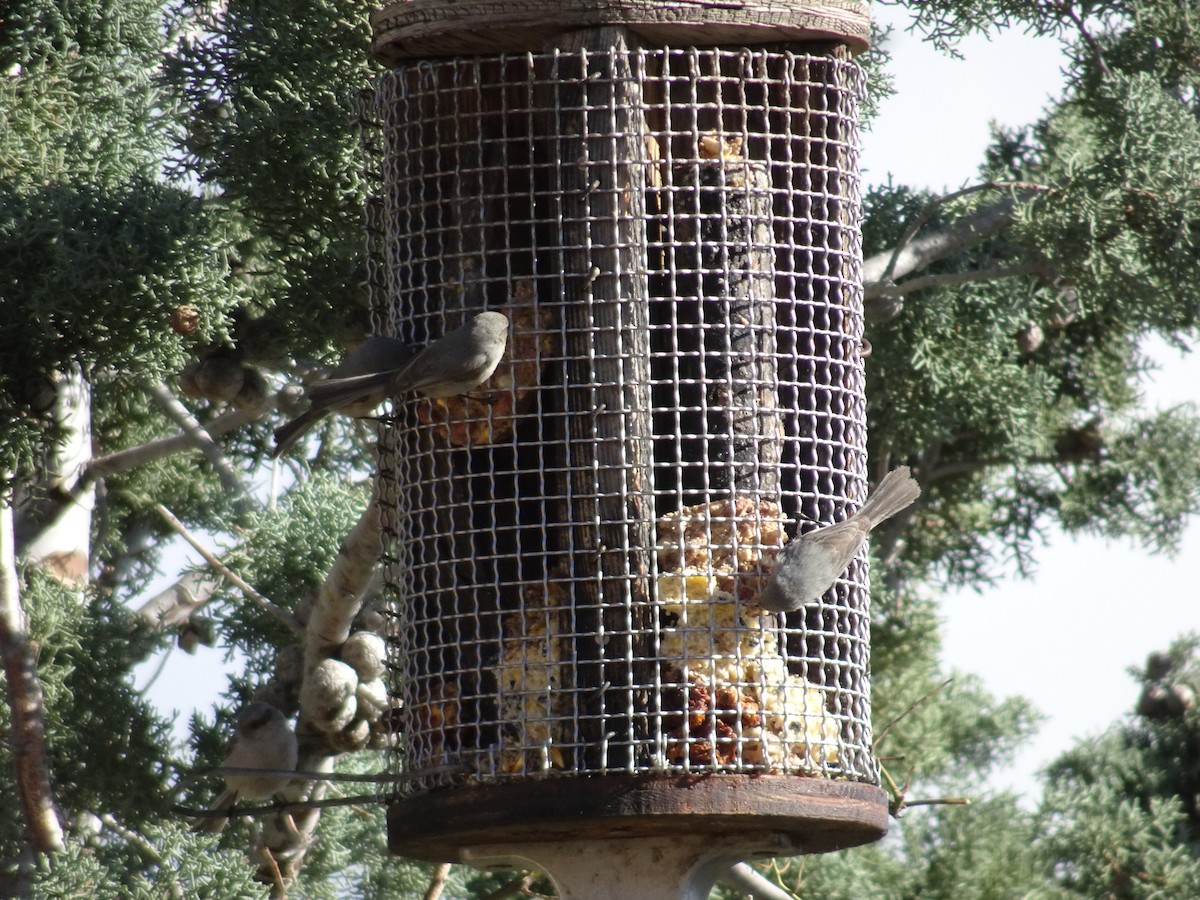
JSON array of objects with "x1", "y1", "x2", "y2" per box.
[
  {"x1": 272, "y1": 311, "x2": 509, "y2": 457},
  {"x1": 272, "y1": 336, "x2": 417, "y2": 457},
  {"x1": 758, "y1": 466, "x2": 921, "y2": 612},
  {"x1": 192, "y1": 701, "x2": 298, "y2": 833}
]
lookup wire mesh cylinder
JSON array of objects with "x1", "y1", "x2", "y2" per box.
[{"x1": 371, "y1": 43, "x2": 882, "y2": 855}]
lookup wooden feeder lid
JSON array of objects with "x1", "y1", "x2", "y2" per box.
[{"x1": 371, "y1": 0, "x2": 871, "y2": 65}]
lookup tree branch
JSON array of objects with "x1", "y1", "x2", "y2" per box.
[
  {"x1": 874, "y1": 678, "x2": 954, "y2": 752},
  {"x1": 864, "y1": 184, "x2": 1052, "y2": 298},
  {"x1": 0, "y1": 490, "x2": 66, "y2": 856},
  {"x1": 879, "y1": 181, "x2": 1047, "y2": 283},
  {"x1": 82, "y1": 388, "x2": 281, "y2": 486},
  {"x1": 154, "y1": 504, "x2": 303, "y2": 636},
  {"x1": 16, "y1": 366, "x2": 94, "y2": 584},
  {"x1": 880, "y1": 260, "x2": 1053, "y2": 298},
  {"x1": 864, "y1": 198, "x2": 1014, "y2": 295},
  {"x1": 98, "y1": 814, "x2": 187, "y2": 900},
  {"x1": 303, "y1": 493, "x2": 382, "y2": 668},
  {"x1": 19, "y1": 388, "x2": 278, "y2": 581},
  {"x1": 143, "y1": 380, "x2": 253, "y2": 513},
  {"x1": 423, "y1": 862, "x2": 452, "y2": 900},
  {"x1": 253, "y1": 488, "x2": 383, "y2": 888},
  {"x1": 1061, "y1": 3, "x2": 1113, "y2": 80}
]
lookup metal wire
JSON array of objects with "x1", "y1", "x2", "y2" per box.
[{"x1": 368, "y1": 47, "x2": 872, "y2": 795}]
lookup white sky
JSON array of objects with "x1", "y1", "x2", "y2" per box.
[
  {"x1": 139, "y1": 10, "x2": 1200, "y2": 806},
  {"x1": 861, "y1": 6, "x2": 1200, "y2": 801}
]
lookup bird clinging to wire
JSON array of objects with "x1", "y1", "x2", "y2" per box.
[
  {"x1": 757, "y1": 466, "x2": 921, "y2": 612},
  {"x1": 272, "y1": 312, "x2": 510, "y2": 457},
  {"x1": 272, "y1": 336, "x2": 417, "y2": 457},
  {"x1": 192, "y1": 701, "x2": 298, "y2": 833}
]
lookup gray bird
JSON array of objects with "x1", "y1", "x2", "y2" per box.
[
  {"x1": 303, "y1": 310, "x2": 509, "y2": 412},
  {"x1": 758, "y1": 466, "x2": 921, "y2": 612},
  {"x1": 192, "y1": 702, "x2": 298, "y2": 833},
  {"x1": 272, "y1": 336, "x2": 417, "y2": 457}
]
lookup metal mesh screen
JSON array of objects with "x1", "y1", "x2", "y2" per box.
[{"x1": 370, "y1": 47, "x2": 872, "y2": 797}]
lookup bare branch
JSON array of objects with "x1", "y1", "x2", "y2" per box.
[
  {"x1": 154, "y1": 504, "x2": 303, "y2": 636},
  {"x1": 0, "y1": 490, "x2": 66, "y2": 855},
  {"x1": 83, "y1": 389, "x2": 280, "y2": 486},
  {"x1": 257, "y1": 846, "x2": 288, "y2": 900},
  {"x1": 1062, "y1": 3, "x2": 1113, "y2": 80},
  {"x1": 874, "y1": 678, "x2": 954, "y2": 752},
  {"x1": 256, "y1": 752, "x2": 330, "y2": 888},
  {"x1": 874, "y1": 503, "x2": 919, "y2": 573},
  {"x1": 423, "y1": 863, "x2": 452, "y2": 900},
  {"x1": 168, "y1": 486, "x2": 383, "y2": 889},
  {"x1": 99, "y1": 814, "x2": 188, "y2": 899},
  {"x1": 143, "y1": 380, "x2": 253, "y2": 513},
  {"x1": 864, "y1": 184, "x2": 1052, "y2": 298},
  {"x1": 248, "y1": 488, "x2": 382, "y2": 889},
  {"x1": 881, "y1": 261, "x2": 1053, "y2": 298},
  {"x1": 922, "y1": 451, "x2": 1088, "y2": 485},
  {"x1": 99, "y1": 813, "x2": 164, "y2": 864},
  {"x1": 879, "y1": 181, "x2": 1048, "y2": 284},
  {"x1": 303, "y1": 493, "x2": 382, "y2": 667},
  {"x1": 865, "y1": 199, "x2": 1014, "y2": 294},
  {"x1": 16, "y1": 367, "x2": 94, "y2": 584}
]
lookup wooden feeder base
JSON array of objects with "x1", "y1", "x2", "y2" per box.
[{"x1": 387, "y1": 774, "x2": 888, "y2": 862}]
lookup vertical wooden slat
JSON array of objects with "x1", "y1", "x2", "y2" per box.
[{"x1": 544, "y1": 28, "x2": 656, "y2": 770}]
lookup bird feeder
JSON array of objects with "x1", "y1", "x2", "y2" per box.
[{"x1": 366, "y1": 1, "x2": 879, "y2": 893}]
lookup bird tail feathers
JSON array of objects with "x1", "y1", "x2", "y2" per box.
[
  {"x1": 191, "y1": 788, "x2": 238, "y2": 834},
  {"x1": 306, "y1": 369, "x2": 400, "y2": 410},
  {"x1": 857, "y1": 466, "x2": 921, "y2": 528},
  {"x1": 271, "y1": 410, "x2": 320, "y2": 458}
]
